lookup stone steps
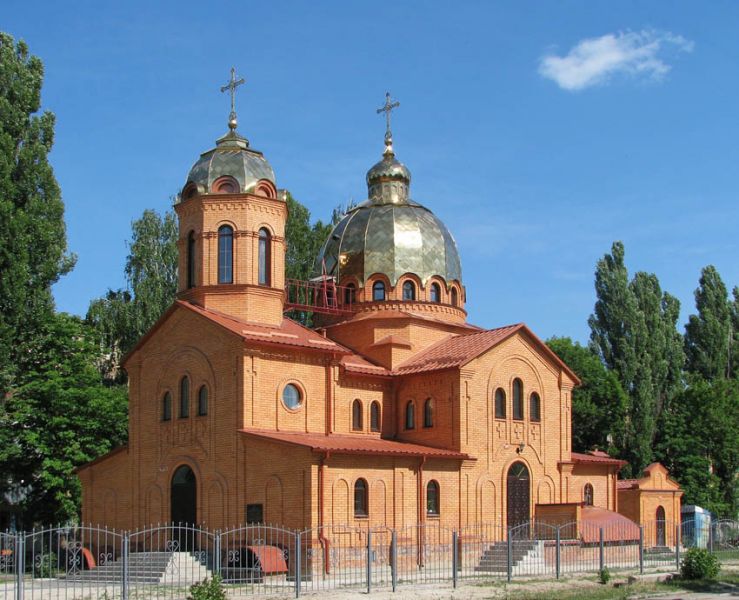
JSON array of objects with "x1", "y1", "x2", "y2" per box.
[{"x1": 66, "y1": 551, "x2": 212, "y2": 584}]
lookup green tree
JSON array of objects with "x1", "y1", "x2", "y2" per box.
[
  {"x1": 0, "y1": 33, "x2": 75, "y2": 390},
  {"x1": 685, "y1": 266, "x2": 733, "y2": 380},
  {"x1": 732, "y1": 286, "x2": 739, "y2": 379},
  {"x1": 285, "y1": 192, "x2": 333, "y2": 282},
  {"x1": 2, "y1": 313, "x2": 128, "y2": 525},
  {"x1": 588, "y1": 242, "x2": 684, "y2": 476},
  {"x1": 546, "y1": 337, "x2": 629, "y2": 454}
]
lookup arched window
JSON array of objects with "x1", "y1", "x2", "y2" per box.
[
  {"x1": 372, "y1": 280, "x2": 385, "y2": 301},
  {"x1": 198, "y1": 385, "x2": 208, "y2": 416},
  {"x1": 162, "y1": 392, "x2": 172, "y2": 421},
  {"x1": 494, "y1": 388, "x2": 506, "y2": 419},
  {"x1": 402, "y1": 281, "x2": 416, "y2": 301},
  {"x1": 354, "y1": 479, "x2": 368, "y2": 517},
  {"x1": 344, "y1": 283, "x2": 356, "y2": 305},
  {"x1": 258, "y1": 228, "x2": 271, "y2": 286},
  {"x1": 426, "y1": 480, "x2": 440, "y2": 516},
  {"x1": 405, "y1": 401, "x2": 415, "y2": 430},
  {"x1": 529, "y1": 392, "x2": 541, "y2": 422},
  {"x1": 352, "y1": 399, "x2": 363, "y2": 431},
  {"x1": 430, "y1": 282, "x2": 441, "y2": 303},
  {"x1": 187, "y1": 231, "x2": 196, "y2": 289},
  {"x1": 282, "y1": 383, "x2": 302, "y2": 410},
  {"x1": 370, "y1": 402, "x2": 380, "y2": 432},
  {"x1": 423, "y1": 398, "x2": 433, "y2": 428},
  {"x1": 512, "y1": 378, "x2": 523, "y2": 420},
  {"x1": 584, "y1": 483, "x2": 594, "y2": 506},
  {"x1": 218, "y1": 225, "x2": 233, "y2": 284},
  {"x1": 179, "y1": 377, "x2": 190, "y2": 418},
  {"x1": 451, "y1": 287, "x2": 458, "y2": 306}
]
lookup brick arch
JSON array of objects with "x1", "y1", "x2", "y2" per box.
[
  {"x1": 206, "y1": 480, "x2": 225, "y2": 529},
  {"x1": 537, "y1": 477, "x2": 555, "y2": 505},
  {"x1": 255, "y1": 178, "x2": 277, "y2": 198},
  {"x1": 372, "y1": 479, "x2": 388, "y2": 526},
  {"x1": 332, "y1": 478, "x2": 350, "y2": 525},
  {"x1": 158, "y1": 346, "x2": 219, "y2": 400},
  {"x1": 476, "y1": 477, "x2": 496, "y2": 523},
  {"x1": 265, "y1": 476, "x2": 284, "y2": 525},
  {"x1": 145, "y1": 484, "x2": 163, "y2": 526}
]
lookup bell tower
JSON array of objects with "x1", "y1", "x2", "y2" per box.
[{"x1": 174, "y1": 69, "x2": 286, "y2": 326}]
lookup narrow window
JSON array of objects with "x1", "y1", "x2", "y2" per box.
[
  {"x1": 427, "y1": 480, "x2": 440, "y2": 516},
  {"x1": 352, "y1": 399, "x2": 363, "y2": 431},
  {"x1": 451, "y1": 287, "x2": 458, "y2": 306},
  {"x1": 430, "y1": 282, "x2": 441, "y2": 303},
  {"x1": 530, "y1": 392, "x2": 541, "y2": 422},
  {"x1": 354, "y1": 479, "x2": 368, "y2": 517},
  {"x1": 584, "y1": 483, "x2": 594, "y2": 506},
  {"x1": 405, "y1": 401, "x2": 415, "y2": 430},
  {"x1": 198, "y1": 385, "x2": 208, "y2": 416},
  {"x1": 512, "y1": 378, "x2": 523, "y2": 420},
  {"x1": 179, "y1": 376, "x2": 190, "y2": 418},
  {"x1": 218, "y1": 225, "x2": 233, "y2": 284},
  {"x1": 423, "y1": 398, "x2": 433, "y2": 428},
  {"x1": 372, "y1": 281, "x2": 385, "y2": 301},
  {"x1": 494, "y1": 388, "x2": 506, "y2": 419},
  {"x1": 370, "y1": 402, "x2": 380, "y2": 432},
  {"x1": 187, "y1": 231, "x2": 196, "y2": 289},
  {"x1": 162, "y1": 392, "x2": 172, "y2": 421},
  {"x1": 344, "y1": 283, "x2": 356, "y2": 305},
  {"x1": 258, "y1": 228, "x2": 271, "y2": 286},
  {"x1": 402, "y1": 281, "x2": 416, "y2": 301}
]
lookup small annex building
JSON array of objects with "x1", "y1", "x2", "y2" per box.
[{"x1": 78, "y1": 93, "x2": 681, "y2": 538}]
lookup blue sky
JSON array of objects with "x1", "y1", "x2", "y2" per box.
[{"x1": 5, "y1": 1, "x2": 739, "y2": 343}]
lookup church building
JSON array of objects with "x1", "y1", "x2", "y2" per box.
[{"x1": 77, "y1": 82, "x2": 681, "y2": 538}]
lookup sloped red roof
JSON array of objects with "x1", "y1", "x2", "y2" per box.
[
  {"x1": 617, "y1": 479, "x2": 638, "y2": 490},
  {"x1": 579, "y1": 507, "x2": 640, "y2": 543},
  {"x1": 570, "y1": 452, "x2": 627, "y2": 466},
  {"x1": 240, "y1": 429, "x2": 472, "y2": 460},
  {"x1": 339, "y1": 354, "x2": 391, "y2": 377}
]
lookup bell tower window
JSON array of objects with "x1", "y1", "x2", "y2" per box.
[
  {"x1": 187, "y1": 231, "x2": 196, "y2": 289},
  {"x1": 218, "y1": 225, "x2": 233, "y2": 284},
  {"x1": 372, "y1": 281, "x2": 385, "y2": 301},
  {"x1": 430, "y1": 282, "x2": 441, "y2": 303},
  {"x1": 402, "y1": 281, "x2": 416, "y2": 301},
  {"x1": 258, "y1": 228, "x2": 271, "y2": 286}
]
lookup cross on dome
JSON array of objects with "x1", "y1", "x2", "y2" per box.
[
  {"x1": 376, "y1": 92, "x2": 400, "y2": 155},
  {"x1": 221, "y1": 67, "x2": 246, "y2": 132}
]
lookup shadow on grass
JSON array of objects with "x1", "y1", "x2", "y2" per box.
[{"x1": 663, "y1": 571, "x2": 739, "y2": 594}]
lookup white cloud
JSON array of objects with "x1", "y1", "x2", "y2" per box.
[{"x1": 539, "y1": 30, "x2": 694, "y2": 91}]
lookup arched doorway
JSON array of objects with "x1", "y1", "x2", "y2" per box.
[
  {"x1": 171, "y1": 465, "x2": 197, "y2": 525},
  {"x1": 507, "y1": 462, "x2": 530, "y2": 529},
  {"x1": 656, "y1": 506, "x2": 666, "y2": 547}
]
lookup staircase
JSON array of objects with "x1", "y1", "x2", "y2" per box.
[
  {"x1": 66, "y1": 551, "x2": 212, "y2": 584},
  {"x1": 475, "y1": 540, "x2": 545, "y2": 575}
]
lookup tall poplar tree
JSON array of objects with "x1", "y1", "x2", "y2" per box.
[
  {"x1": 684, "y1": 266, "x2": 733, "y2": 380},
  {"x1": 588, "y1": 242, "x2": 684, "y2": 476},
  {"x1": 0, "y1": 33, "x2": 75, "y2": 389}
]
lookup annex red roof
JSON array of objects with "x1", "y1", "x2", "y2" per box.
[
  {"x1": 617, "y1": 479, "x2": 638, "y2": 490},
  {"x1": 240, "y1": 429, "x2": 473, "y2": 460},
  {"x1": 579, "y1": 507, "x2": 640, "y2": 543},
  {"x1": 569, "y1": 452, "x2": 627, "y2": 467}
]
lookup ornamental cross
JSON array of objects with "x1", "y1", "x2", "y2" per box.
[
  {"x1": 221, "y1": 67, "x2": 246, "y2": 129},
  {"x1": 376, "y1": 92, "x2": 400, "y2": 140}
]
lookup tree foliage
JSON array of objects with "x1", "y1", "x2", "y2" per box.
[
  {"x1": 0, "y1": 32, "x2": 75, "y2": 391},
  {"x1": 588, "y1": 242, "x2": 684, "y2": 476},
  {"x1": 685, "y1": 266, "x2": 733, "y2": 380},
  {"x1": 546, "y1": 337, "x2": 628, "y2": 454}
]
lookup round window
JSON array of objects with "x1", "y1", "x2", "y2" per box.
[{"x1": 282, "y1": 384, "x2": 302, "y2": 409}]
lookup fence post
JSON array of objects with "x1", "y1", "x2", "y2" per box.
[
  {"x1": 366, "y1": 529, "x2": 372, "y2": 594},
  {"x1": 121, "y1": 532, "x2": 129, "y2": 600},
  {"x1": 14, "y1": 534, "x2": 24, "y2": 600},
  {"x1": 452, "y1": 530, "x2": 458, "y2": 588},
  {"x1": 506, "y1": 527, "x2": 512, "y2": 583},
  {"x1": 555, "y1": 527, "x2": 560, "y2": 580},
  {"x1": 638, "y1": 526, "x2": 644, "y2": 574},
  {"x1": 391, "y1": 529, "x2": 397, "y2": 593},
  {"x1": 675, "y1": 523, "x2": 680, "y2": 572},
  {"x1": 295, "y1": 531, "x2": 301, "y2": 599},
  {"x1": 214, "y1": 531, "x2": 221, "y2": 576},
  {"x1": 599, "y1": 527, "x2": 604, "y2": 573}
]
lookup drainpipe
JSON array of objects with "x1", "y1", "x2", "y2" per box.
[
  {"x1": 318, "y1": 451, "x2": 331, "y2": 573},
  {"x1": 417, "y1": 455, "x2": 427, "y2": 567}
]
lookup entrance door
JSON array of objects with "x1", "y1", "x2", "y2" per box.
[
  {"x1": 656, "y1": 506, "x2": 666, "y2": 546},
  {"x1": 507, "y1": 462, "x2": 530, "y2": 530},
  {"x1": 171, "y1": 465, "x2": 196, "y2": 548}
]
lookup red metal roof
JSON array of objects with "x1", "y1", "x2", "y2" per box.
[
  {"x1": 339, "y1": 354, "x2": 391, "y2": 377},
  {"x1": 241, "y1": 429, "x2": 473, "y2": 460},
  {"x1": 617, "y1": 479, "x2": 638, "y2": 490},
  {"x1": 579, "y1": 507, "x2": 640, "y2": 543},
  {"x1": 570, "y1": 452, "x2": 627, "y2": 466}
]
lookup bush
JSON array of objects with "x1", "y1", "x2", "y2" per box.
[
  {"x1": 598, "y1": 567, "x2": 610, "y2": 585},
  {"x1": 188, "y1": 575, "x2": 227, "y2": 600},
  {"x1": 680, "y1": 548, "x2": 720, "y2": 580}
]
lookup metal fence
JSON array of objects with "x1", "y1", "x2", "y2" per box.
[{"x1": 0, "y1": 518, "x2": 736, "y2": 598}]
